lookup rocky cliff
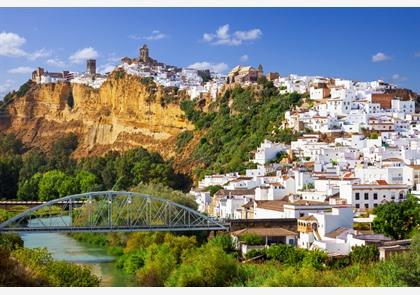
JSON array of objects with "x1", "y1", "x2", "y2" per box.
[{"x1": 0, "y1": 72, "x2": 194, "y2": 160}]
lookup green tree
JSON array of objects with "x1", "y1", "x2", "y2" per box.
[
  {"x1": 19, "y1": 149, "x2": 48, "y2": 181},
  {"x1": 76, "y1": 170, "x2": 102, "y2": 193},
  {"x1": 38, "y1": 170, "x2": 69, "y2": 201},
  {"x1": 17, "y1": 172, "x2": 43, "y2": 201},
  {"x1": 48, "y1": 133, "x2": 78, "y2": 173},
  {"x1": 0, "y1": 133, "x2": 24, "y2": 156},
  {"x1": 372, "y1": 195, "x2": 420, "y2": 240},
  {"x1": 136, "y1": 244, "x2": 177, "y2": 286},
  {"x1": 165, "y1": 243, "x2": 240, "y2": 287},
  {"x1": 57, "y1": 175, "x2": 79, "y2": 197},
  {"x1": 0, "y1": 155, "x2": 23, "y2": 199}
]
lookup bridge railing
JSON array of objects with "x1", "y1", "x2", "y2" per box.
[{"x1": 0, "y1": 191, "x2": 228, "y2": 233}]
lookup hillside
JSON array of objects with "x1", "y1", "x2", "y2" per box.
[
  {"x1": 0, "y1": 73, "x2": 305, "y2": 182},
  {"x1": 0, "y1": 70, "x2": 194, "y2": 160}
]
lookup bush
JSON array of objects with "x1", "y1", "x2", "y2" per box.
[
  {"x1": 15, "y1": 80, "x2": 32, "y2": 98},
  {"x1": 11, "y1": 248, "x2": 100, "y2": 286},
  {"x1": 165, "y1": 243, "x2": 240, "y2": 287},
  {"x1": 240, "y1": 234, "x2": 264, "y2": 245},
  {"x1": 208, "y1": 235, "x2": 235, "y2": 253},
  {"x1": 244, "y1": 248, "x2": 266, "y2": 260},
  {"x1": 266, "y1": 244, "x2": 306, "y2": 266},
  {"x1": 175, "y1": 130, "x2": 194, "y2": 151},
  {"x1": 350, "y1": 245, "x2": 379, "y2": 264}
]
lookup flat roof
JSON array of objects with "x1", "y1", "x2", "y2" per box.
[{"x1": 231, "y1": 227, "x2": 298, "y2": 237}]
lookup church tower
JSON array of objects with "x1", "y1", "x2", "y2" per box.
[
  {"x1": 257, "y1": 64, "x2": 264, "y2": 79},
  {"x1": 139, "y1": 44, "x2": 150, "y2": 63}
]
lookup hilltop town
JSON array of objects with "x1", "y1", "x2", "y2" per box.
[{"x1": 4, "y1": 43, "x2": 420, "y2": 260}]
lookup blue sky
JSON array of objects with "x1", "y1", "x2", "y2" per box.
[{"x1": 1, "y1": 8, "x2": 420, "y2": 97}]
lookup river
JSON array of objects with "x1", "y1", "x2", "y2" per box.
[{"x1": 21, "y1": 232, "x2": 134, "y2": 286}]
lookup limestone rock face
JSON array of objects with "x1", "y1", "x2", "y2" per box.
[{"x1": 1, "y1": 73, "x2": 194, "y2": 160}]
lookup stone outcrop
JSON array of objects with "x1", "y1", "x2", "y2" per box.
[{"x1": 0, "y1": 72, "x2": 194, "y2": 160}]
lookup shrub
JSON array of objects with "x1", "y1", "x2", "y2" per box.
[
  {"x1": 240, "y1": 234, "x2": 264, "y2": 245},
  {"x1": 350, "y1": 245, "x2": 379, "y2": 264},
  {"x1": 175, "y1": 130, "x2": 194, "y2": 151},
  {"x1": 244, "y1": 248, "x2": 266, "y2": 260}
]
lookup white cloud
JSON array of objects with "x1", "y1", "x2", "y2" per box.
[
  {"x1": 391, "y1": 74, "x2": 407, "y2": 81},
  {"x1": 234, "y1": 29, "x2": 262, "y2": 41},
  {"x1": 216, "y1": 24, "x2": 230, "y2": 40},
  {"x1": 69, "y1": 47, "x2": 99, "y2": 64},
  {"x1": 188, "y1": 61, "x2": 228, "y2": 73},
  {"x1": 129, "y1": 30, "x2": 167, "y2": 41},
  {"x1": 372, "y1": 52, "x2": 392, "y2": 62},
  {"x1": 240, "y1": 54, "x2": 249, "y2": 62},
  {"x1": 0, "y1": 32, "x2": 51, "y2": 61},
  {"x1": 0, "y1": 32, "x2": 27, "y2": 57},
  {"x1": 202, "y1": 33, "x2": 214, "y2": 42},
  {"x1": 202, "y1": 24, "x2": 262, "y2": 46},
  {"x1": 98, "y1": 63, "x2": 116, "y2": 74},
  {"x1": 8, "y1": 66, "x2": 33, "y2": 74},
  {"x1": 46, "y1": 58, "x2": 66, "y2": 68},
  {"x1": 28, "y1": 48, "x2": 51, "y2": 60}
]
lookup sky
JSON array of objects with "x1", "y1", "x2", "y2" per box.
[{"x1": 1, "y1": 8, "x2": 420, "y2": 98}]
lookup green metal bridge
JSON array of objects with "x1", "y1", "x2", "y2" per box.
[{"x1": 0, "y1": 191, "x2": 228, "y2": 233}]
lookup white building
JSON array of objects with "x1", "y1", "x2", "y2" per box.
[
  {"x1": 339, "y1": 181, "x2": 410, "y2": 210},
  {"x1": 391, "y1": 99, "x2": 415, "y2": 114},
  {"x1": 252, "y1": 139, "x2": 287, "y2": 165}
]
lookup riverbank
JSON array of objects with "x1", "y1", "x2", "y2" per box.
[{"x1": 21, "y1": 232, "x2": 134, "y2": 287}]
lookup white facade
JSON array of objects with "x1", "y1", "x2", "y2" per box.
[
  {"x1": 339, "y1": 183, "x2": 409, "y2": 210},
  {"x1": 252, "y1": 139, "x2": 287, "y2": 165},
  {"x1": 391, "y1": 99, "x2": 415, "y2": 114}
]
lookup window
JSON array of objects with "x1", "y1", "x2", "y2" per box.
[
  {"x1": 364, "y1": 193, "x2": 369, "y2": 200},
  {"x1": 355, "y1": 204, "x2": 360, "y2": 209},
  {"x1": 364, "y1": 204, "x2": 369, "y2": 209},
  {"x1": 399, "y1": 193, "x2": 404, "y2": 199},
  {"x1": 373, "y1": 193, "x2": 378, "y2": 200},
  {"x1": 355, "y1": 193, "x2": 360, "y2": 200},
  {"x1": 374, "y1": 203, "x2": 378, "y2": 208}
]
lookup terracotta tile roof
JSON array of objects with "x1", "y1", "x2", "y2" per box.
[
  {"x1": 231, "y1": 227, "x2": 298, "y2": 237},
  {"x1": 382, "y1": 158, "x2": 403, "y2": 162},
  {"x1": 215, "y1": 189, "x2": 256, "y2": 196},
  {"x1": 286, "y1": 200, "x2": 329, "y2": 206},
  {"x1": 325, "y1": 227, "x2": 351, "y2": 239},
  {"x1": 255, "y1": 200, "x2": 287, "y2": 212},
  {"x1": 376, "y1": 180, "x2": 388, "y2": 185}
]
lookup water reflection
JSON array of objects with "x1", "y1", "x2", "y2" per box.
[{"x1": 21, "y1": 231, "x2": 133, "y2": 286}]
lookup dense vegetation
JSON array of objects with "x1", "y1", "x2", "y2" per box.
[
  {"x1": 372, "y1": 195, "x2": 420, "y2": 240},
  {"x1": 179, "y1": 77, "x2": 303, "y2": 179},
  {"x1": 67, "y1": 229, "x2": 420, "y2": 287},
  {"x1": 0, "y1": 132, "x2": 192, "y2": 201},
  {"x1": 0, "y1": 233, "x2": 100, "y2": 287}
]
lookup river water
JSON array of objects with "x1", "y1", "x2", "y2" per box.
[{"x1": 21, "y1": 232, "x2": 134, "y2": 287}]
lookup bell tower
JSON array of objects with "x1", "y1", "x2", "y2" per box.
[{"x1": 139, "y1": 44, "x2": 149, "y2": 63}]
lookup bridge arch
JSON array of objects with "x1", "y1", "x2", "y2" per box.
[{"x1": 0, "y1": 191, "x2": 227, "y2": 233}]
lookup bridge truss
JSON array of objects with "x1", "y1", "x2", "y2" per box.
[{"x1": 0, "y1": 191, "x2": 228, "y2": 233}]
